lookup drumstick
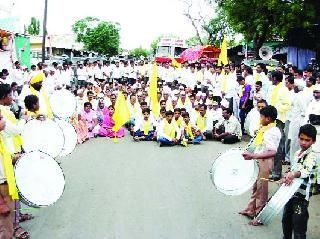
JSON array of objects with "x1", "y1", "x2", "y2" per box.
[{"x1": 260, "y1": 177, "x2": 269, "y2": 181}]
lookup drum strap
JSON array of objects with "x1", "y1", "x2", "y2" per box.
[{"x1": 0, "y1": 135, "x2": 19, "y2": 200}]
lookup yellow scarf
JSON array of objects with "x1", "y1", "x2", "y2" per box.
[
  {"x1": 0, "y1": 107, "x2": 23, "y2": 153},
  {"x1": 164, "y1": 120, "x2": 175, "y2": 138},
  {"x1": 270, "y1": 82, "x2": 282, "y2": 106},
  {"x1": 0, "y1": 134, "x2": 19, "y2": 200},
  {"x1": 175, "y1": 117, "x2": 181, "y2": 128},
  {"x1": 142, "y1": 120, "x2": 150, "y2": 135},
  {"x1": 196, "y1": 114, "x2": 206, "y2": 131},
  {"x1": 30, "y1": 86, "x2": 53, "y2": 119},
  {"x1": 238, "y1": 85, "x2": 244, "y2": 97},
  {"x1": 255, "y1": 73, "x2": 261, "y2": 82},
  {"x1": 185, "y1": 122, "x2": 194, "y2": 139},
  {"x1": 253, "y1": 122, "x2": 276, "y2": 145}
]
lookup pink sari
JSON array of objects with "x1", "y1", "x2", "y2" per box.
[{"x1": 99, "y1": 113, "x2": 125, "y2": 138}]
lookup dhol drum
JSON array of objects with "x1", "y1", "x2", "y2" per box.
[
  {"x1": 50, "y1": 89, "x2": 77, "y2": 118},
  {"x1": 256, "y1": 178, "x2": 303, "y2": 225},
  {"x1": 14, "y1": 151, "x2": 65, "y2": 208},
  {"x1": 210, "y1": 148, "x2": 259, "y2": 196},
  {"x1": 21, "y1": 119, "x2": 64, "y2": 158},
  {"x1": 55, "y1": 118, "x2": 77, "y2": 157}
]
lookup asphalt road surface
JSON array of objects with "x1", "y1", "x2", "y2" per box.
[{"x1": 22, "y1": 137, "x2": 320, "y2": 239}]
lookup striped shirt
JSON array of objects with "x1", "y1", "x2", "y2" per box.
[{"x1": 291, "y1": 147, "x2": 318, "y2": 201}]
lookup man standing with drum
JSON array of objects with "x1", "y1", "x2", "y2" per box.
[
  {"x1": 279, "y1": 124, "x2": 318, "y2": 239},
  {"x1": 239, "y1": 106, "x2": 281, "y2": 225}
]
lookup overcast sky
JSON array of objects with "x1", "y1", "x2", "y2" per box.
[{"x1": 7, "y1": 0, "x2": 215, "y2": 49}]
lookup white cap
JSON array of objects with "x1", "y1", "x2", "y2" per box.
[
  {"x1": 196, "y1": 92, "x2": 202, "y2": 97},
  {"x1": 221, "y1": 99, "x2": 229, "y2": 108},
  {"x1": 314, "y1": 84, "x2": 320, "y2": 92}
]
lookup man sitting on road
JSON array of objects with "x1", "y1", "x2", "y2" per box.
[{"x1": 213, "y1": 108, "x2": 242, "y2": 144}]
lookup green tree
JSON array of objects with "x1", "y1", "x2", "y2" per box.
[
  {"x1": 25, "y1": 17, "x2": 40, "y2": 35},
  {"x1": 72, "y1": 17, "x2": 120, "y2": 56},
  {"x1": 129, "y1": 47, "x2": 149, "y2": 58},
  {"x1": 215, "y1": 0, "x2": 317, "y2": 58},
  {"x1": 203, "y1": 11, "x2": 237, "y2": 47}
]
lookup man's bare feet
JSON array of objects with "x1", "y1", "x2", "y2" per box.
[{"x1": 238, "y1": 210, "x2": 255, "y2": 219}]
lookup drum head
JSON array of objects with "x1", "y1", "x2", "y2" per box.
[
  {"x1": 210, "y1": 148, "x2": 259, "y2": 196},
  {"x1": 14, "y1": 151, "x2": 65, "y2": 208},
  {"x1": 22, "y1": 119, "x2": 64, "y2": 158},
  {"x1": 50, "y1": 89, "x2": 76, "y2": 118},
  {"x1": 55, "y1": 119, "x2": 77, "y2": 157}
]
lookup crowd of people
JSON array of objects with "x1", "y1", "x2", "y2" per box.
[{"x1": 0, "y1": 57, "x2": 319, "y2": 238}]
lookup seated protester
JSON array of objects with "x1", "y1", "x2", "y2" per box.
[
  {"x1": 280, "y1": 124, "x2": 318, "y2": 239},
  {"x1": 24, "y1": 94, "x2": 40, "y2": 118},
  {"x1": 70, "y1": 113, "x2": 89, "y2": 144},
  {"x1": 173, "y1": 108, "x2": 182, "y2": 128},
  {"x1": 159, "y1": 100, "x2": 167, "y2": 110},
  {"x1": 157, "y1": 110, "x2": 181, "y2": 146},
  {"x1": 99, "y1": 105, "x2": 125, "y2": 138},
  {"x1": 81, "y1": 102, "x2": 100, "y2": 138},
  {"x1": 96, "y1": 100, "x2": 109, "y2": 126},
  {"x1": 181, "y1": 112, "x2": 202, "y2": 146},
  {"x1": 195, "y1": 104, "x2": 211, "y2": 140},
  {"x1": 213, "y1": 108, "x2": 242, "y2": 144},
  {"x1": 239, "y1": 105, "x2": 281, "y2": 225},
  {"x1": 180, "y1": 108, "x2": 187, "y2": 116},
  {"x1": 133, "y1": 108, "x2": 157, "y2": 141},
  {"x1": 207, "y1": 100, "x2": 222, "y2": 128}
]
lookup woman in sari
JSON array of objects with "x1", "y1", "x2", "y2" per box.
[
  {"x1": 99, "y1": 105, "x2": 125, "y2": 138},
  {"x1": 96, "y1": 100, "x2": 109, "y2": 126}
]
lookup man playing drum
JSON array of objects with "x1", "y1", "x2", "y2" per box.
[
  {"x1": 239, "y1": 105, "x2": 281, "y2": 225},
  {"x1": 279, "y1": 124, "x2": 318, "y2": 239}
]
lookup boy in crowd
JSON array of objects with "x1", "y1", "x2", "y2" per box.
[
  {"x1": 157, "y1": 110, "x2": 181, "y2": 146},
  {"x1": 181, "y1": 112, "x2": 202, "y2": 146},
  {"x1": 133, "y1": 108, "x2": 157, "y2": 141},
  {"x1": 280, "y1": 124, "x2": 318, "y2": 239},
  {"x1": 239, "y1": 106, "x2": 281, "y2": 225}
]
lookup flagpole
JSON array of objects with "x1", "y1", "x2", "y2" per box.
[{"x1": 41, "y1": 0, "x2": 48, "y2": 63}]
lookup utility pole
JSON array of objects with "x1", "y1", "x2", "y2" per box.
[{"x1": 41, "y1": 0, "x2": 48, "y2": 63}]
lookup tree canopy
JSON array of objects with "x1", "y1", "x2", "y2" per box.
[
  {"x1": 129, "y1": 47, "x2": 149, "y2": 58},
  {"x1": 72, "y1": 17, "x2": 120, "y2": 56},
  {"x1": 24, "y1": 17, "x2": 40, "y2": 35},
  {"x1": 215, "y1": 0, "x2": 318, "y2": 57}
]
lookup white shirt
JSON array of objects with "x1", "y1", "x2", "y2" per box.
[{"x1": 215, "y1": 115, "x2": 242, "y2": 139}]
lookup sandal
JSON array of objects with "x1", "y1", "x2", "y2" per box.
[
  {"x1": 14, "y1": 226, "x2": 30, "y2": 239},
  {"x1": 19, "y1": 213, "x2": 34, "y2": 222}
]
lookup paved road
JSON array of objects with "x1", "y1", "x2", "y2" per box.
[{"x1": 23, "y1": 137, "x2": 320, "y2": 239}]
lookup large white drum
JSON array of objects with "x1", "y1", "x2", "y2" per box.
[
  {"x1": 210, "y1": 148, "x2": 259, "y2": 196},
  {"x1": 55, "y1": 118, "x2": 77, "y2": 157},
  {"x1": 256, "y1": 178, "x2": 303, "y2": 225},
  {"x1": 21, "y1": 119, "x2": 64, "y2": 158},
  {"x1": 14, "y1": 151, "x2": 65, "y2": 208},
  {"x1": 50, "y1": 89, "x2": 76, "y2": 118}
]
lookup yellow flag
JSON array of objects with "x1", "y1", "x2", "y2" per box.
[
  {"x1": 148, "y1": 64, "x2": 159, "y2": 118},
  {"x1": 112, "y1": 91, "x2": 130, "y2": 133},
  {"x1": 218, "y1": 36, "x2": 228, "y2": 66},
  {"x1": 171, "y1": 58, "x2": 181, "y2": 68}
]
